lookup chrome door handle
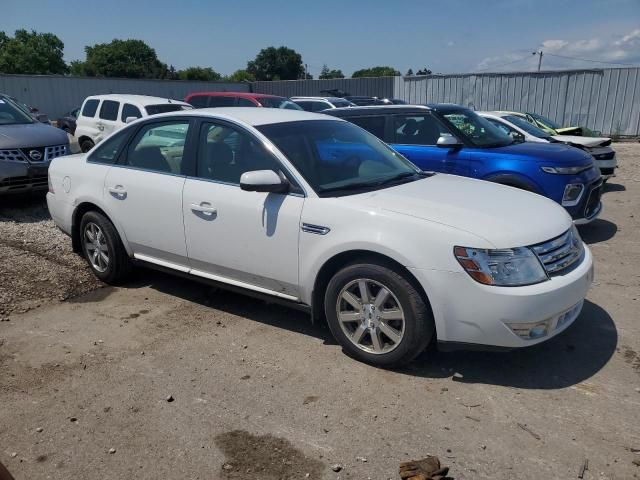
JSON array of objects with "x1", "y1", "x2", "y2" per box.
[
  {"x1": 108, "y1": 185, "x2": 127, "y2": 198},
  {"x1": 190, "y1": 203, "x2": 217, "y2": 215}
]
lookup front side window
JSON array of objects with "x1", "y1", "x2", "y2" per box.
[
  {"x1": 124, "y1": 121, "x2": 190, "y2": 174},
  {"x1": 87, "y1": 129, "x2": 129, "y2": 164},
  {"x1": 0, "y1": 96, "x2": 34, "y2": 125},
  {"x1": 196, "y1": 122, "x2": 283, "y2": 185},
  {"x1": 99, "y1": 100, "x2": 120, "y2": 121},
  {"x1": 237, "y1": 98, "x2": 257, "y2": 107},
  {"x1": 503, "y1": 115, "x2": 551, "y2": 139},
  {"x1": 81, "y1": 99, "x2": 100, "y2": 118},
  {"x1": 258, "y1": 97, "x2": 303, "y2": 110},
  {"x1": 485, "y1": 118, "x2": 514, "y2": 136},
  {"x1": 121, "y1": 104, "x2": 142, "y2": 122},
  {"x1": 394, "y1": 115, "x2": 447, "y2": 145},
  {"x1": 439, "y1": 108, "x2": 512, "y2": 148},
  {"x1": 348, "y1": 116, "x2": 386, "y2": 139},
  {"x1": 528, "y1": 112, "x2": 561, "y2": 130},
  {"x1": 331, "y1": 100, "x2": 354, "y2": 108},
  {"x1": 311, "y1": 101, "x2": 330, "y2": 112},
  {"x1": 257, "y1": 120, "x2": 423, "y2": 196}
]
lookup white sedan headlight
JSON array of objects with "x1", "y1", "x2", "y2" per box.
[{"x1": 454, "y1": 246, "x2": 548, "y2": 286}]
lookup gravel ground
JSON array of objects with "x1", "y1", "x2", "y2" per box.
[{"x1": 0, "y1": 143, "x2": 639, "y2": 479}]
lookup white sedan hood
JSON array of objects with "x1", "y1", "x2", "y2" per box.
[
  {"x1": 552, "y1": 135, "x2": 611, "y2": 148},
  {"x1": 348, "y1": 174, "x2": 572, "y2": 248}
]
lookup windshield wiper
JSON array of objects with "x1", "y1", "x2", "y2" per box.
[{"x1": 318, "y1": 171, "x2": 428, "y2": 195}]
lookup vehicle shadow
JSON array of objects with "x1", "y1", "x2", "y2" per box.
[
  {"x1": 129, "y1": 269, "x2": 615, "y2": 390},
  {"x1": 603, "y1": 182, "x2": 625, "y2": 193},
  {"x1": 128, "y1": 268, "x2": 336, "y2": 343},
  {"x1": 0, "y1": 193, "x2": 49, "y2": 223},
  {"x1": 577, "y1": 219, "x2": 617, "y2": 244},
  {"x1": 401, "y1": 300, "x2": 616, "y2": 389}
]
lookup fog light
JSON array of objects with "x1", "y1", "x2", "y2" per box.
[
  {"x1": 562, "y1": 183, "x2": 584, "y2": 206},
  {"x1": 506, "y1": 319, "x2": 551, "y2": 340}
]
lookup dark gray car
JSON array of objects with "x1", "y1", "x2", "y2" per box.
[{"x1": 0, "y1": 95, "x2": 69, "y2": 195}]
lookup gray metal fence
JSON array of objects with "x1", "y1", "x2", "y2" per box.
[
  {"x1": 395, "y1": 68, "x2": 640, "y2": 137},
  {"x1": 2, "y1": 69, "x2": 639, "y2": 136},
  {"x1": 252, "y1": 77, "x2": 395, "y2": 99},
  {"x1": 0, "y1": 74, "x2": 249, "y2": 119}
]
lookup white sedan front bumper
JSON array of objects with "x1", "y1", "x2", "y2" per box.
[{"x1": 410, "y1": 245, "x2": 593, "y2": 348}]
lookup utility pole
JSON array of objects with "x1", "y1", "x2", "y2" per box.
[{"x1": 532, "y1": 51, "x2": 543, "y2": 71}]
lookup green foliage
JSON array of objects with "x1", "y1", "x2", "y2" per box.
[
  {"x1": 406, "y1": 68, "x2": 414, "y2": 76},
  {"x1": 225, "y1": 69, "x2": 255, "y2": 82},
  {"x1": 80, "y1": 39, "x2": 169, "y2": 78},
  {"x1": 416, "y1": 68, "x2": 432, "y2": 75},
  {"x1": 0, "y1": 29, "x2": 67, "y2": 74},
  {"x1": 177, "y1": 66, "x2": 221, "y2": 81},
  {"x1": 247, "y1": 46, "x2": 305, "y2": 81},
  {"x1": 319, "y1": 64, "x2": 345, "y2": 79},
  {"x1": 351, "y1": 66, "x2": 401, "y2": 78}
]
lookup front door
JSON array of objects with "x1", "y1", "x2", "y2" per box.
[
  {"x1": 182, "y1": 120, "x2": 304, "y2": 298},
  {"x1": 390, "y1": 113, "x2": 466, "y2": 174},
  {"x1": 103, "y1": 118, "x2": 194, "y2": 267},
  {"x1": 95, "y1": 100, "x2": 122, "y2": 144}
]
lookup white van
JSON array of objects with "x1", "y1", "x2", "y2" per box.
[{"x1": 75, "y1": 94, "x2": 192, "y2": 152}]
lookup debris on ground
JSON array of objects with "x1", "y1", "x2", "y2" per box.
[
  {"x1": 517, "y1": 423, "x2": 541, "y2": 441},
  {"x1": 399, "y1": 455, "x2": 450, "y2": 480},
  {"x1": 578, "y1": 458, "x2": 588, "y2": 478},
  {"x1": 331, "y1": 463, "x2": 343, "y2": 472}
]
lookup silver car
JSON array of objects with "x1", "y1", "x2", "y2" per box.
[{"x1": 0, "y1": 95, "x2": 69, "y2": 195}]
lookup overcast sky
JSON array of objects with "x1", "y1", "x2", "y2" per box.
[{"x1": 3, "y1": 0, "x2": 639, "y2": 77}]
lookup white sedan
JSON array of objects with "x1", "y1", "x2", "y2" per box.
[
  {"x1": 46, "y1": 108, "x2": 593, "y2": 366},
  {"x1": 480, "y1": 111, "x2": 617, "y2": 180}
]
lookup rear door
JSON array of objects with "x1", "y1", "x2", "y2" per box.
[
  {"x1": 390, "y1": 113, "x2": 465, "y2": 173},
  {"x1": 103, "y1": 118, "x2": 195, "y2": 268},
  {"x1": 96, "y1": 100, "x2": 121, "y2": 143}
]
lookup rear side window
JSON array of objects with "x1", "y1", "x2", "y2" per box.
[
  {"x1": 188, "y1": 95, "x2": 209, "y2": 108},
  {"x1": 348, "y1": 116, "x2": 386, "y2": 139},
  {"x1": 311, "y1": 101, "x2": 330, "y2": 112},
  {"x1": 81, "y1": 99, "x2": 99, "y2": 118},
  {"x1": 393, "y1": 115, "x2": 447, "y2": 145},
  {"x1": 294, "y1": 101, "x2": 313, "y2": 112},
  {"x1": 88, "y1": 130, "x2": 129, "y2": 164},
  {"x1": 121, "y1": 104, "x2": 142, "y2": 122},
  {"x1": 209, "y1": 96, "x2": 237, "y2": 107},
  {"x1": 99, "y1": 100, "x2": 120, "y2": 121}
]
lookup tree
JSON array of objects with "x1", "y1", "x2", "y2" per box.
[
  {"x1": 68, "y1": 60, "x2": 86, "y2": 76},
  {"x1": 177, "y1": 66, "x2": 221, "y2": 81},
  {"x1": 351, "y1": 66, "x2": 401, "y2": 78},
  {"x1": 79, "y1": 39, "x2": 168, "y2": 79},
  {"x1": 416, "y1": 68, "x2": 432, "y2": 75},
  {"x1": 406, "y1": 68, "x2": 414, "y2": 76},
  {"x1": 0, "y1": 29, "x2": 67, "y2": 74},
  {"x1": 225, "y1": 69, "x2": 255, "y2": 82},
  {"x1": 246, "y1": 46, "x2": 305, "y2": 81},
  {"x1": 319, "y1": 64, "x2": 345, "y2": 79}
]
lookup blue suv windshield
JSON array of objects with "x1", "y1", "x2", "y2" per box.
[
  {"x1": 257, "y1": 120, "x2": 425, "y2": 196},
  {"x1": 440, "y1": 109, "x2": 513, "y2": 148}
]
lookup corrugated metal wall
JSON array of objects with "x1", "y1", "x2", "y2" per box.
[
  {"x1": 2, "y1": 69, "x2": 639, "y2": 136},
  {"x1": 0, "y1": 74, "x2": 250, "y2": 119},
  {"x1": 252, "y1": 77, "x2": 395, "y2": 98},
  {"x1": 394, "y1": 68, "x2": 640, "y2": 137}
]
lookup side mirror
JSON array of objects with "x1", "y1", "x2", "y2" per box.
[
  {"x1": 240, "y1": 170, "x2": 289, "y2": 193},
  {"x1": 510, "y1": 131, "x2": 525, "y2": 143},
  {"x1": 125, "y1": 116, "x2": 138, "y2": 124},
  {"x1": 436, "y1": 135, "x2": 462, "y2": 148}
]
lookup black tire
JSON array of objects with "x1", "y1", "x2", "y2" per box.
[
  {"x1": 79, "y1": 211, "x2": 131, "y2": 284},
  {"x1": 80, "y1": 139, "x2": 94, "y2": 153},
  {"x1": 324, "y1": 262, "x2": 434, "y2": 367}
]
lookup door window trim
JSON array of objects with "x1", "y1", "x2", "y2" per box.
[
  {"x1": 189, "y1": 117, "x2": 307, "y2": 197},
  {"x1": 112, "y1": 116, "x2": 198, "y2": 177}
]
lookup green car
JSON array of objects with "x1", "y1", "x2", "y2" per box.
[{"x1": 504, "y1": 111, "x2": 597, "y2": 136}]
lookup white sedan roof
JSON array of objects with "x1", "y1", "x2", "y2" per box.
[{"x1": 156, "y1": 107, "x2": 342, "y2": 126}]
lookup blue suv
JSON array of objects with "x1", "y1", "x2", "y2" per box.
[{"x1": 325, "y1": 105, "x2": 602, "y2": 223}]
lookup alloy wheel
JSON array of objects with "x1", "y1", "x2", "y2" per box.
[
  {"x1": 84, "y1": 222, "x2": 109, "y2": 273},
  {"x1": 336, "y1": 278, "x2": 405, "y2": 354}
]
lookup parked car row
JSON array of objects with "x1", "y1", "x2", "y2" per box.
[{"x1": 46, "y1": 106, "x2": 595, "y2": 367}]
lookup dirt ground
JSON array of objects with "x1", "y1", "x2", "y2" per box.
[{"x1": 1, "y1": 143, "x2": 639, "y2": 480}]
